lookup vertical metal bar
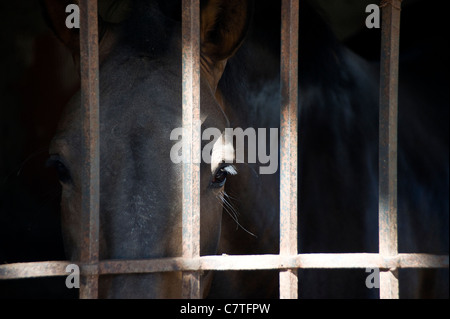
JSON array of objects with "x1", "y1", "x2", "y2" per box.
[
  {"x1": 79, "y1": 0, "x2": 100, "y2": 299},
  {"x1": 379, "y1": 0, "x2": 402, "y2": 299},
  {"x1": 181, "y1": 0, "x2": 201, "y2": 299},
  {"x1": 279, "y1": 0, "x2": 299, "y2": 300}
]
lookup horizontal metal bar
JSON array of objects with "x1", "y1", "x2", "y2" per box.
[
  {"x1": 97, "y1": 254, "x2": 450, "y2": 272},
  {"x1": 1, "y1": 254, "x2": 447, "y2": 280},
  {"x1": 0, "y1": 261, "x2": 72, "y2": 279}
]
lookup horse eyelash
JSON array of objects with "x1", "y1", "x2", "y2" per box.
[{"x1": 222, "y1": 165, "x2": 238, "y2": 176}]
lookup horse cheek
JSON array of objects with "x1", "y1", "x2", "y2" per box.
[{"x1": 60, "y1": 188, "x2": 82, "y2": 261}]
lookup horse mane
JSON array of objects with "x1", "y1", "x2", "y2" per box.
[{"x1": 218, "y1": 0, "x2": 361, "y2": 126}]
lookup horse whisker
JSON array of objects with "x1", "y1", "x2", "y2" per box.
[
  {"x1": 216, "y1": 192, "x2": 257, "y2": 238},
  {"x1": 222, "y1": 190, "x2": 239, "y2": 203},
  {"x1": 219, "y1": 193, "x2": 239, "y2": 218},
  {"x1": 217, "y1": 193, "x2": 239, "y2": 224}
]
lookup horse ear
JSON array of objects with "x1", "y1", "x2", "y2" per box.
[
  {"x1": 201, "y1": 0, "x2": 253, "y2": 62},
  {"x1": 41, "y1": 0, "x2": 81, "y2": 54}
]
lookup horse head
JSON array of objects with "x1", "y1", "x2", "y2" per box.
[{"x1": 44, "y1": 0, "x2": 252, "y2": 298}]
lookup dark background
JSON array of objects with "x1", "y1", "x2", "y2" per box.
[{"x1": 0, "y1": 0, "x2": 448, "y2": 298}]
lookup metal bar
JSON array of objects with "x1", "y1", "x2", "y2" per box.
[
  {"x1": 379, "y1": 0, "x2": 403, "y2": 299},
  {"x1": 98, "y1": 253, "x2": 449, "y2": 273},
  {"x1": 0, "y1": 261, "x2": 72, "y2": 279},
  {"x1": 279, "y1": 0, "x2": 299, "y2": 300},
  {"x1": 79, "y1": 0, "x2": 100, "y2": 299},
  {"x1": 2, "y1": 254, "x2": 447, "y2": 279},
  {"x1": 181, "y1": 0, "x2": 201, "y2": 299}
]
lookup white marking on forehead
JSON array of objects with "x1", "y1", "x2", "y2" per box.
[{"x1": 211, "y1": 131, "x2": 235, "y2": 173}]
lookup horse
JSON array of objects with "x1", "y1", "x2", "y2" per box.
[{"x1": 43, "y1": 0, "x2": 448, "y2": 298}]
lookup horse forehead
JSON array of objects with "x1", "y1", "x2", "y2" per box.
[
  {"x1": 99, "y1": 55, "x2": 224, "y2": 117},
  {"x1": 53, "y1": 54, "x2": 230, "y2": 159}
]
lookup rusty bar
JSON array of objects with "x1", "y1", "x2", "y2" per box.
[
  {"x1": 0, "y1": 261, "x2": 72, "y2": 279},
  {"x1": 98, "y1": 253, "x2": 449, "y2": 273},
  {"x1": 181, "y1": 0, "x2": 201, "y2": 299},
  {"x1": 2, "y1": 253, "x2": 447, "y2": 280},
  {"x1": 79, "y1": 0, "x2": 100, "y2": 299},
  {"x1": 0, "y1": 254, "x2": 447, "y2": 279},
  {"x1": 379, "y1": 0, "x2": 402, "y2": 299},
  {"x1": 279, "y1": 0, "x2": 299, "y2": 299}
]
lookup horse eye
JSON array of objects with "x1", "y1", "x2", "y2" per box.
[
  {"x1": 46, "y1": 155, "x2": 72, "y2": 184},
  {"x1": 211, "y1": 168, "x2": 228, "y2": 188},
  {"x1": 211, "y1": 165, "x2": 237, "y2": 189}
]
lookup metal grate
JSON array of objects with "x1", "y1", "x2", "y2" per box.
[{"x1": 0, "y1": 0, "x2": 448, "y2": 299}]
